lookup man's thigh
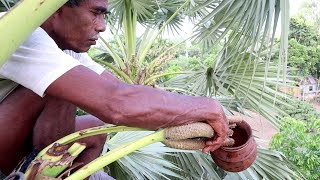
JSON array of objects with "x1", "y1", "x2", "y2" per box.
[
  {"x1": 0, "y1": 86, "x2": 45, "y2": 174},
  {"x1": 0, "y1": 86, "x2": 77, "y2": 175}
]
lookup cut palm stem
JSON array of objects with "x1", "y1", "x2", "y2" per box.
[{"x1": 37, "y1": 126, "x2": 145, "y2": 158}]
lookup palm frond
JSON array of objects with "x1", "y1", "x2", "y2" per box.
[
  {"x1": 190, "y1": 0, "x2": 284, "y2": 52},
  {"x1": 145, "y1": 0, "x2": 186, "y2": 34},
  {"x1": 108, "y1": 0, "x2": 189, "y2": 36},
  {"x1": 169, "y1": 152, "x2": 223, "y2": 179},
  {"x1": 105, "y1": 131, "x2": 303, "y2": 180},
  {"x1": 104, "y1": 131, "x2": 193, "y2": 179},
  {"x1": 0, "y1": 0, "x2": 17, "y2": 11},
  {"x1": 165, "y1": 56, "x2": 293, "y2": 127}
]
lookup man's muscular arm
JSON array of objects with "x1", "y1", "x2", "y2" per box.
[
  {"x1": 46, "y1": 65, "x2": 228, "y2": 152},
  {"x1": 100, "y1": 69, "x2": 121, "y2": 83}
]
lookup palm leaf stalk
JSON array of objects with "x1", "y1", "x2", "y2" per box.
[
  {"x1": 25, "y1": 123, "x2": 215, "y2": 180},
  {"x1": 66, "y1": 130, "x2": 166, "y2": 180},
  {"x1": 0, "y1": 0, "x2": 68, "y2": 65},
  {"x1": 104, "y1": 131, "x2": 191, "y2": 179},
  {"x1": 24, "y1": 142, "x2": 87, "y2": 179},
  {"x1": 24, "y1": 125, "x2": 145, "y2": 179},
  {"x1": 37, "y1": 126, "x2": 145, "y2": 158}
]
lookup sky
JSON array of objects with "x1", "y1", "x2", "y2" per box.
[{"x1": 290, "y1": 0, "x2": 305, "y2": 16}]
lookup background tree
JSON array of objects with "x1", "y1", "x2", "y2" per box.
[
  {"x1": 289, "y1": 17, "x2": 320, "y2": 46},
  {"x1": 299, "y1": 0, "x2": 320, "y2": 33},
  {"x1": 271, "y1": 116, "x2": 320, "y2": 180},
  {"x1": 286, "y1": 17, "x2": 320, "y2": 77}
]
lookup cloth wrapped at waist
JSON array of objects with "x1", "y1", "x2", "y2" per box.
[{"x1": 0, "y1": 79, "x2": 19, "y2": 103}]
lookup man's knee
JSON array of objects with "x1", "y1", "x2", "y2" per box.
[
  {"x1": 71, "y1": 115, "x2": 106, "y2": 166},
  {"x1": 33, "y1": 95, "x2": 77, "y2": 150},
  {"x1": 76, "y1": 115, "x2": 105, "y2": 130},
  {"x1": 75, "y1": 115, "x2": 106, "y2": 147}
]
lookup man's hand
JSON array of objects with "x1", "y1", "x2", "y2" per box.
[{"x1": 202, "y1": 105, "x2": 229, "y2": 153}]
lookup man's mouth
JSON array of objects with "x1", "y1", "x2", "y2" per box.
[{"x1": 89, "y1": 38, "x2": 98, "y2": 45}]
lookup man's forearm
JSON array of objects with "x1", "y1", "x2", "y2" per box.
[
  {"x1": 97, "y1": 82, "x2": 222, "y2": 129},
  {"x1": 97, "y1": 70, "x2": 222, "y2": 129},
  {"x1": 47, "y1": 66, "x2": 223, "y2": 130},
  {"x1": 100, "y1": 70, "x2": 122, "y2": 83}
]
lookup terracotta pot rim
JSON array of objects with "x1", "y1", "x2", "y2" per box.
[
  {"x1": 211, "y1": 121, "x2": 257, "y2": 172},
  {"x1": 221, "y1": 120, "x2": 253, "y2": 151}
]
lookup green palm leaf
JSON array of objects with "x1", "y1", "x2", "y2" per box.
[
  {"x1": 105, "y1": 131, "x2": 302, "y2": 180},
  {"x1": 104, "y1": 131, "x2": 190, "y2": 179},
  {"x1": 0, "y1": 0, "x2": 18, "y2": 11}
]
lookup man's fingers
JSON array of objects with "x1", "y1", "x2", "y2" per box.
[
  {"x1": 229, "y1": 123, "x2": 236, "y2": 129},
  {"x1": 203, "y1": 115, "x2": 246, "y2": 153},
  {"x1": 227, "y1": 115, "x2": 244, "y2": 124},
  {"x1": 203, "y1": 145, "x2": 219, "y2": 153},
  {"x1": 222, "y1": 137, "x2": 235, "y2": 147},
  {"x1": 203, "y1": 136, "x2": 225, "y2": 153},
  {"x1": 227, "y1": 129, "x2": 234, "y2": 136}
]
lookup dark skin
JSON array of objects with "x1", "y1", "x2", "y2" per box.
[
  {"x1": 44, "y1": 0, "x2": 107, "y2": 52},
  {"x1": 0, "y1": 0, "x2": 228, "y2": 175}
]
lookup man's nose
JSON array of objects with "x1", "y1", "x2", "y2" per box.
[{"x1": 95, "y1": 17, "x2": 106, "y2": 32}]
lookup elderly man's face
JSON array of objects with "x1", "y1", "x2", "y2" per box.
[{"x1": 52, "y1": 0, "x2": 107, "y2": 52}]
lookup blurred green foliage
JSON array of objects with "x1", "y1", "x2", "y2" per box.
[
  {"x1": 76, "y1": 108, "x2": 87, "y2": 116},
  {"x1": 163, "y1": 43, "x2": 221, "y2": 81},
  {"x1": 270, "y1": 117, "x2": 320, "y2": 180},
  {"x1": 279, "y1": 99, "x2": 320, "y2": 122},
  {"x1": 287, "y1": 18, "x2": 320, "y2": 77},
  {"x1": 271, "y1": 100, "x2": 320, "y2": 180}
]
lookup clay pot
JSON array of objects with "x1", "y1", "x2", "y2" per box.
[{"x1": 211, "y1": 120, "x2": 257, "y2": 172}]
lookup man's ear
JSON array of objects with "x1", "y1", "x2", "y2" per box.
[
  {"x1": 40, "y1": 9, "x2": 61, "y2": 30},
  {"x1": 54, "y1": 6, "x2": 65, "y2": 16},
  {"x1": 49, "y1": 5, "x2": 68, "y2": 22}
]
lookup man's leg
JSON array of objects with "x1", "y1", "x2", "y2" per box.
[
  {"x1": 32, "y1": 95, "x2": 107, "y2": 170},
  {"x1": 0, "y1": 86, "x2": 106, "y2": 175},
  {"x1": 75, "y1": 115, "x2": 107, "y2": 166},
  {"x1": 0, "y1": 86, "x2": 45, "y2": 174},
  {"x1": 32, "y1": 94, "x2": 77, "y2": 150}
]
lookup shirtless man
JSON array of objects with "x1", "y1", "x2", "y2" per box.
[{"x1": 0, "y1": 0, "x2": 229, "y2": 176}]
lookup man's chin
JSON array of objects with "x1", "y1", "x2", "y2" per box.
[{"x1": 72, "y1": 46, "x2": 91, "y2": 53}]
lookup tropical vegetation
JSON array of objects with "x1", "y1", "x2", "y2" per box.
[
  {"x1": 270, "y1": 99, "x2": 320, "y2": 180},
  {"x1": 0, "y1": 0, "x2": 310, "y2": 179},
  {"x1": 271, "y1": 116, "x2": 320, "y2": 180},
  {"x1": 286, "y1": 17, "x2": 320, "y2": 77}
]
